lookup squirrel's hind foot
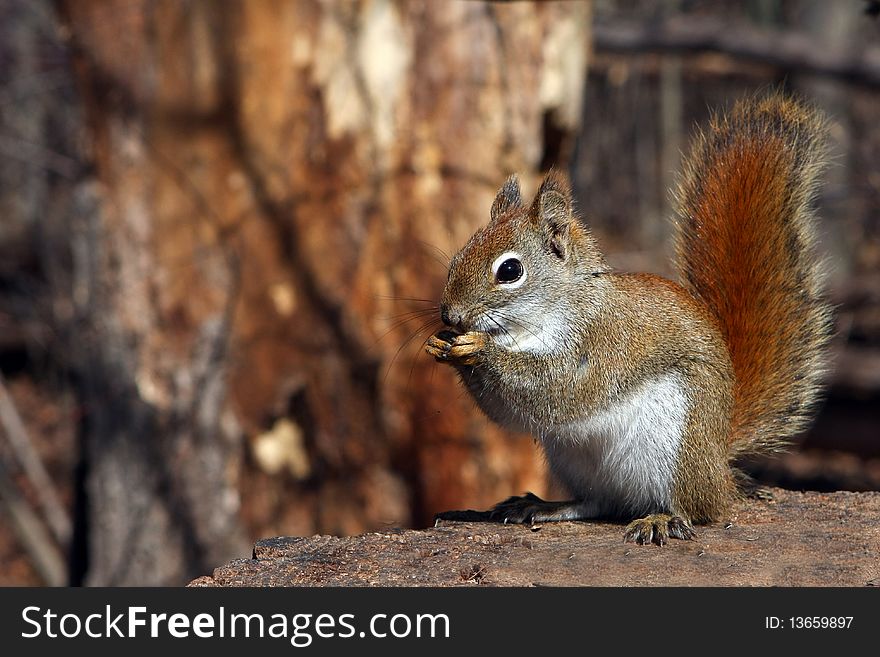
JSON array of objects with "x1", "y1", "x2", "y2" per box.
[
  {"x1": 488, "y1": 492, "x2": 594, "y2": 525},
  {"x1": 624, "y1": 514, "x2": 695, "y2": 546}
]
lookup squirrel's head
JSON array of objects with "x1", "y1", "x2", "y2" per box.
[{"x1": 440, "y1": 171, "x2": 608, "y2": 354}]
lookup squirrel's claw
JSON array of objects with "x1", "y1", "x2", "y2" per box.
[
  {"x1": 426, "y1": 330, "x2": 487, "y2": 366},
  {"x1": 623, "y1": 514, "x2": 695, "y2": 546},
  {"x1": 425, "y1": 333, "x2": 454, "y2": 362},
  {"x1": 488, "y1": 492, "x2": 591, "y2": 525},
  {"x1": 488, "y1": 492, "x2": 544, "y2": 525}
]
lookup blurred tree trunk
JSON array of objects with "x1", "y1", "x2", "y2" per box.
[{"x1": 58, "y1": 0, "x2": 590, "y2": 584}]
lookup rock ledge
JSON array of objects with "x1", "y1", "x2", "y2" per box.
[{"x1": 190, "y1": 489, "x2": 880, "y2": 587}]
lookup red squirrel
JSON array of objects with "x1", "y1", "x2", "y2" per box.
[{"x1": 426, "y1": 93, "x2": 832, "y2": 545}]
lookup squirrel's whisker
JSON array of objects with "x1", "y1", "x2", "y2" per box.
[{"x1": 385, "y1": 318, "x2": 439, "y2": 385}]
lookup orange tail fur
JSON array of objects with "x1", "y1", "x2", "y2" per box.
[{"x1": 673, "y1": 93, "x2": 832, "y2": 458}]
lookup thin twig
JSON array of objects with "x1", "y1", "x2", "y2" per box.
[
  {"x1": 0, "y1": 458, "x2": 66, "y2": 586},
  {"x1": 0, "y1": 372, "x2": 72, "y2": 547}
]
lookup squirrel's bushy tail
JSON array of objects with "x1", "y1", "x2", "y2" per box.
[{"x1": 673, "y1": 93, "x2": 832, "y2": 459}]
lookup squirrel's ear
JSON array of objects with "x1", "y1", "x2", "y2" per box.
[
  {"x1": 535, "y1": 171, "x2": 573, "y2": 259},
  {"x1": 490, "y1": 175, "x2": 523, "y2": 222}
]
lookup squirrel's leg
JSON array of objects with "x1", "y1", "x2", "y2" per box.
[
  {"x1": 627, "y1": 365, "x2": 733, "y2": 546},
  {"x1": 623, "y1": 514, "x2": 695, "y2": 546},
  {"x1": 618, "y1": 364, "x2": 732, "y2": 545}
]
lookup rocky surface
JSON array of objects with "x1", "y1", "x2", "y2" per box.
[{"x1": 190, "y1": 489, "x2": 880, "y2": 587}]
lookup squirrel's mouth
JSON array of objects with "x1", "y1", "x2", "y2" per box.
[
  {"x1": 479, "y1": 321, "x2": 518, "y2": 344},
  {"x1": 470, "y1": 315, "x2": 506, "y2": 338}
]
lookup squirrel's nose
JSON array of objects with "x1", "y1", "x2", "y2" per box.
[{"x1": 440, "y1": 304, "x2": 462, "y2": 330}]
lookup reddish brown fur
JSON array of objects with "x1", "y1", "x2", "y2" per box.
[{"x1": 674, "y1": 94, "x2": 831, "y2": 457}]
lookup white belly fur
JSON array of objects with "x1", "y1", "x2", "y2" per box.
[{"x1": 541, "y1": 372, "x2": 688, "y2": 517}]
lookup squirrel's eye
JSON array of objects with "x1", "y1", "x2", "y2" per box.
[{"x1": 495, "y1": 258, "x2": 524, "y2": 284}]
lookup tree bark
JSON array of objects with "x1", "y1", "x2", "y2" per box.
[{"x1": 59, "y1": 0, "x2": 590, "y2": 584}]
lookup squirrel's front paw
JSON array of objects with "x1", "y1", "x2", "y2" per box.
[{"x1": 426, "y1": 330, "x2": 487, "y2": 366}]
